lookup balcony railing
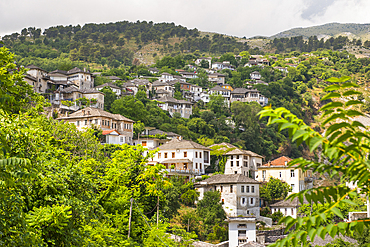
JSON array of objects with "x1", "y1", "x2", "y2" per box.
[{"x1": 166, "y1": 168, "x2": 202, "y2": 175}]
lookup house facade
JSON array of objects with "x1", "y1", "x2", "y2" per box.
[
  {"x1": 224, "y1": 148, "x2": 264, "y2": 179},
  {"x1": 250, "y1": 71, "x2": 261, "y2": 80},
  {"x1": 148, "y1": 138, "x2": 211, "y2": 181},
  {"x1": 257, "y1": 156, "x2": 314, "y2": 194},
  {"x1": 195, "y1": 174, "x2": 261, "y2": 217},
  {"x1": 156, "y1": 96, "x2": 193, "y2": 118},
  {"x1": 208, "y1": 73, "x2": 226, "y2": 84},
  {"x1": 230, "y1": 88, "x2": 268, "y2": 106},
  {"x1": 57, "y1": 107, "x2": 134, "y2": 145},
  {"x1": 95, "y1": 82, "x2": 122, "y2": 96}
]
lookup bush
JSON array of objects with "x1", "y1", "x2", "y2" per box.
[{"x1": 271, "y1": 211, "x2": 283, "y2": 223}]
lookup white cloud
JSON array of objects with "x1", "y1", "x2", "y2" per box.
[{"x1": 1, "y1": 0, "x2": 370, "y2": 38}]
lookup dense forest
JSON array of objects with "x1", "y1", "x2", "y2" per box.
[{"x1": 0, "y1": 21, "x2": 250, "y2": 70}]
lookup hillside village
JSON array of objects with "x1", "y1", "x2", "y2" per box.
[
  {"x1": 19, "y1": 50, "x2": 370, "y2": 246},
  {"x1": 3, "y1": 20, "x2": 370, "y2": 247}
]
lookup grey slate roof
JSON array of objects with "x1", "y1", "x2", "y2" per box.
[
  {"x1": 231, "y1": 88, "x2": 248, "y2": 94},
  {"x1": 148, "y1": 129, "x2": 179, "y2": 137},
  {"x1": 104, "y1": 76, "x2": 122, "y2": 81},
  {"x1": 225, "y1": 147, "x2": 264, "y2": 158},
  {"x1": 25, "y1": 64, "x2": 47, "y2": 72},
  {"x1": 49, "y1": 69, "x2": 68, "y2": 75},
  {"x1": 67, "y1": 67, "x2": 91, "y2": 75},
  {"x1": 210, "y1": 85, "x2": 229, "y2": 91},
  {"x1": 95, "y1": 82, "x2": 121, "y2": 89},
  {"x1": 25, "y1": 74, "x2": 37, "y2": 82},
  {"x1": 158, "y1": 138, "x2": 211, "y2": 151},
  {"x1": 57, "y1": 107, "x2": 134, "y2": 122},
  {"x1": 269, "y1": 197, "x2": 308, "y2": 207},
  {"x1": 198, "y1": 174, "x2": 260, "y2": 185}
]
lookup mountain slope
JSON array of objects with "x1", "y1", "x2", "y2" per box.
[{"x1": 270, "y1": 22, "x2": 370, "y2": 40}]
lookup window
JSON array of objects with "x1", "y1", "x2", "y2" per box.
[
  {"x1": 76, "y1": 121, "x2": 80, "y2": 126},
  {"x1": 291, "y1": 208, "x2": 294, "y2": 215},
  {"x1": 246, "y1": 186, "x2": 250, "y2": 193},
  {"x1": 291, "y1": 184, "x2": 295, "y2": 191},
  {"x1": 238, "y1": 230, "x2": 246, "y2": 237},
  {"x1": 195, "y1": 163, "x2": 198, "y2": 169},
  {"x1": 241, "y1": 197, "x2": 246, "y2": 205},
  {"x1": 120, "y1": 137, "x2": 124, "y2": 143},
  {"x1": 235, "y1": 171, "x2": 237, "y2": 174},
  {"x1": 251, "y1": 186, "x2": 255, "y2": 193},
  {"x1": 95, "y1": 119, "x2": 98, "y2": 124},
  {"x1": 214, "y1": 186, "x2": 217, "y2": 191},
  {"x1": 247, "y1": 210, "x2": 250, "y2": 215},
  {"x1": 285, "y1": 208, "x2": 288, "y2": 215},
  {"x1": 236, "y1": 161, "x2": 239, "y2": 167},
  {"x1": 200, "y1": 164, "x2": 202, "y2": 170},
  {"x1": 204, "y1": 151, "x2": 209, "y2": 163},
  {"x1": 184, "y1": 152, "x2": 187, "y2": 158},
  {"x1": 90, "y1": 120, "x2": 92, "y2": 124},
  {"x1": 244, "y1": 162, "x2": 248, "y2": 167},
  {"x1": 172, "y1": 152, "x2": 175, "y2": 158},
  {"x1": 164, "y1": 153, "x2": 168, "y2": 158},
  {"x1": 142, "y1": 141, "x2": 147, "y2": 146},
  {"x1": 85, "y1": 120, "x2": 87, "y2": 125},
  {"x1": 107, "y1": 121, "x2": 110, "y2": 126},
  {"x1": 230, "y1": 155, "x2": 233, "y2": 160},
  {"x1": 221, "y1": 186, "x2": 223, "y2": 192},
  {"x1": 250, "y1": 198, "x2": 254, "y2": 205},
  {"x1": 291, "y1": 170, "x2": 295, "y2": 177},
  {"x1": 241, "y1": 186, "x2": 245, "y2": 193},
  {"x1": 158, "y1": 153, "x2": 161, "y2": 158},
  {"x1": 200, "y1": 152, "x2": 202, "y2": 158},
  {"x1": 279, "y1": 172, "x2": 282, "y2": 178},
  {"x1": 231, "y1": 161, "x2": 233, "y2": 167},
  {"x1": 195, "y1": 152, "x2": 198, "y2": 158},
  {"x1": 230, "y1": 185, "x2": 233, "y2": 193},
  {"x1": 262, "y1": 170, "x2": 266, "y2": 178},
  {"x1": 236, "y1": 155, "x2": 239, "y2": 159}
]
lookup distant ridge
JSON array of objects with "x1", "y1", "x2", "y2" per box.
[{"x1": 270, "y1": 22, "x2": 370, "y2": 40}]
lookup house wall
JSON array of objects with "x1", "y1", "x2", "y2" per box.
[
  {"x1": 229, "y1": 221, "x2": 256, "y2": 247},
  {"x1": 271, "y1": 206, "x2": 297, "y2": 218},
  {"x1": 257, "y1": 167, "x2": 303, "y2": 194}
]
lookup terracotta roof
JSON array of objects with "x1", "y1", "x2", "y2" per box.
[
  {"x1": 57, "y1": 107, "x2": 134, "y2": 122},
  {"x1": 102, "y1": 129, "x2": 121, "y2": 135},
  {"x1": 158, "y1": 138, "x2": 211, "y2": 151},
  {"x1": 196, "y1": 174, "x2": 260, "y2": 185},
  {"x1": 262, "y1": 156, "x2": 293, "y2": 167}
]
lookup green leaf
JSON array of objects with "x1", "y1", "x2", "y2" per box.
[
  {"x1": 330, "y1": 207, "x2": 344, "y2": 219},
  {"x1": 320, "y1": 102, "x2": 344, "y2": 112},
  {"x1": 309, "y1": 137, "x2": 323, "y2": 152},
  {"x1": 342, "y1": 90, "x2": 362, "y2": 97},
  {"x1": 321, "y1": 92, "x2": 341, "y2": 101},
  {"x1": 345, "y1": 100, "x2": 364, "y2": 107}
]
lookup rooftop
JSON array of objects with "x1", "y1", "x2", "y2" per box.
[
  {"x1": 57, "y1": 107, "x2": 134, "y2": 122},
  {"x1": 196, "y1": 174, "x2": 260, "y2": 185},
  {"x1": 158, "y1": 138, "x2": 211, "y2": 151}
]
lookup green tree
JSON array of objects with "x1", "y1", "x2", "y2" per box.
[
  {"x1": 259, "y1": 76, "x2": 370, "y2": 246},
  {"x1": 100, "y1": 86, "x2": 117, "y2": 112},
  {"x1": 260, "y1": 177, "x2": 292, "y2": 203},
  {"x1": 134, "y1": 120, "x2": 145, "y2": 140}
]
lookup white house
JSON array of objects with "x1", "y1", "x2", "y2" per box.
[
  {"x1": 160, "y1": 72, "x2": 175, "y2": 82},
  {"x1": 156, "y1": 96, "x2": 193, "y2": 118},
  {"x1": 148, "y1": 138, "x2": 211, "y2": 181},
  {"x1": 250, "y1": 71, "x2": 261, "y2": 80},
  {"x1": 190, "y1": 85, "x2": 203, "y2": 101},
  {"x1": 195, "y1": 174, "x2": 261, "y2": 217},
  {"x1": 257, "y1": 156, "x2": 314, "y2": 194},
  {"x1": 195, "y1": 57, "x2": 212, "y2": 68},
  {"x1": 224, "y1": 147, "x2": 264, "y2": 179},
  {"x1": 230, "y1": 88, "x2": 269, "y2": 106},
  {"x1": 57, "y1": 107, "x2": 134, "y2": 145},
  {"x1": 228, "y1": 217, "x2": 257, "y2": 246},
  {"x1": 95, "y1": 82, "x2": 122, "y2": 96},
  {"x1": 270, "y1": 197, "x2": 308, "y2": 219}
]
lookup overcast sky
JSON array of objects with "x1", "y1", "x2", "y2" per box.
[{"x1": 1, "y1": 0, "x2": 370, "y2": 38}]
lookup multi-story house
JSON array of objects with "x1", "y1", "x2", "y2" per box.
[
  {"x1": 49, "y1": 67, "x2": 94, "y2": 89},
  {"x1": 196, "y1": 174, "x2": 261, "y2": 217},
  {"x1": 156, "y1": 96, "x2": 193, "y2": 118},
  {"x1": 148, "y1": 67, "x2": 159, "y2": 74},
  {"x1": 57, "y1": 107, "x2": 134, "y2": 145},
  {"x1": 95, "y1": 82, "x2": 122, "y2": 96},
  {"x1": 209, "y1": 85, "x2": 231, "y2": 105},
  {"x1": 195, "y1": 57, "x2": 212, "y2": 68},
  {"x1": 24, "y1": 65, "x2": 50, "y2": 93},
  {"x1": 53, "y1": 86, "x2": 105, "y2": 110},
  {"x1": 269, "y1": 197, "x2": 308, "y2": 219},
  {"x1": 230, "y1": 88, "x2": 268, "y2": 106},
  {"x1": 153, "y1": 81, "x2": 174, "y2": 97},
  {"x1": 224, "y1": 147, "x2": 264, "y2": 179},
  {"x1": 208, "y1": 73, "x2": 226, "y2": 84},
  {"x1": 148, "y1": 138, "x2": 211, "y2": 181},
  {"x1": 190, "y1": 85, "x2": 203, "y2": 101},
  {"x1": 257, "y1": 156, "x2": 314, "y2": 194},
  {"x1": 159, "y1": 72, "x2": 175, "y2": 82},
  {"x1": 250, "y1": 71, "x2": 261, "y2": 80},
  {"x1": 179, "y1": 71, "x2": 197, "y2": 80}
]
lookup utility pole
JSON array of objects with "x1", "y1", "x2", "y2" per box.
[
  {"x1": 157, "y1": 196, "x2": 159, "y2": 228},
  {"x1": 128, "y1": 198, "x2": 133, "y2": 239}
]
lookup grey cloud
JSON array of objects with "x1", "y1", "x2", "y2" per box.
[{"x1": 301, "y1": 0, "x2": 336, "y2": 20}]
